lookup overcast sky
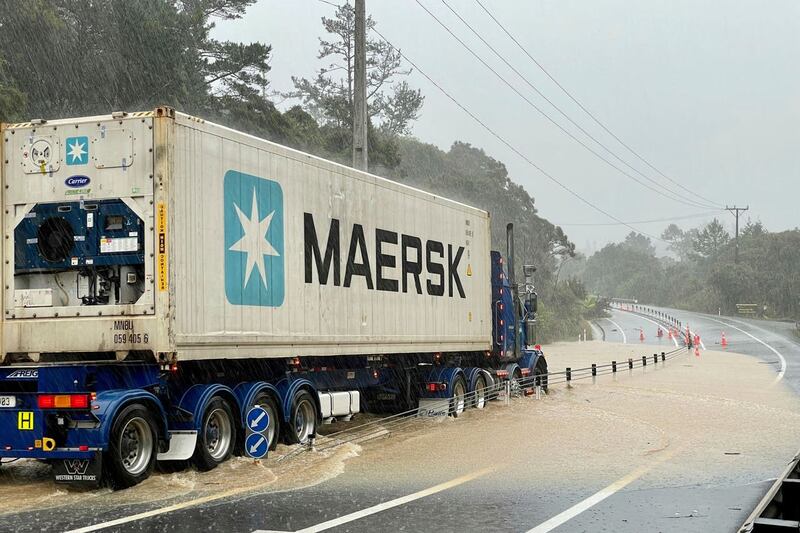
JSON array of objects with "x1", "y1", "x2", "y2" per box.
[{"x1": 213, "y1": 0, "x2": 799, "y2": 254}]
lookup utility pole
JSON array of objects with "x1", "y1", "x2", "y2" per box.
[
  {"x1": 726, "y1": 205, "x2": 749, "y2": 264},
  {"x1": 352, "y1": 0, "x2": 368, "y2": 171}
]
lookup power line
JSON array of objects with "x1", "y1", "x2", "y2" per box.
[
  {"x1": 472, "y1": 0, "x2": 725, "y2": 209},
  {"x1": 437, "y1": 0, "x2": 718, "y2": 211},
  {"x1": 559, "y1": 211, "x2": 720, "y2": 227},
  {"x1": 416, "y1": 0, "x2": 718, "y2": 211},
  {"x1": 367, "y1": 25, "x2": 668, "y2": 244}
]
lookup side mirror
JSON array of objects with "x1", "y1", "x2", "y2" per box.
[
  {"x1": 527, "y1": 292, "x2": 538, "y2": 314},
  {"x1": 523, "y1": 264, "x2": 536, "y2": 284}
]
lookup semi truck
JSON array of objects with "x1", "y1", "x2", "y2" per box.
[{"x1": 0, "y1": 108, "x2": 546, "y2": 488}]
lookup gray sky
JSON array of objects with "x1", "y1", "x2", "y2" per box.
[{"x1": 213, "y1": 0, "x2": 799, "y2": 254}]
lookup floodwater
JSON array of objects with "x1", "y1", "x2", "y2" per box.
[{"x1": 1, "y1": 341, "x2": 798, "y2": 531}]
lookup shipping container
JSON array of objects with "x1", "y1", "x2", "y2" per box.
[{"x1": 2, "y1": 108, "x2": 491, "y2": 363}]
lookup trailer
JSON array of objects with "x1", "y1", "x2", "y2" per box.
[{"x1": 0, "y1": 108, "x2": 546, "y2": 488}]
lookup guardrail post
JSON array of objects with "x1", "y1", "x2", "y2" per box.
[
  {"x1": 653, "y1": 354, "x2": 658, "y2": 365},
  {"x1": 612, "y1": 360, "x2": 617, "y2": 373},
  {"x1": 566, "y1": 367, "x2": 572, "y2": 386},
  {"x1": 535, "y1": 385, "x2": 541, "y2": 400},
  {"x1": 591, "y1": 363, "x2": 597, "y2": 384},
  {"x1": 628, "y1": 358, "x2": 633, "y2": 372},
  {"x1": 642, "y1": 355, "x2": 647, "y2": 367},
  {"x1": 661, "y1": 351, "x2": 666, "y2": 362},
  {"x1": 504, "y1": 379, "x2": 511, "y2": 406}
]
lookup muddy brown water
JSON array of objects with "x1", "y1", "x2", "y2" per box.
[{"x1": 0, "y1": 341, "x2": 798, "y2": 518}]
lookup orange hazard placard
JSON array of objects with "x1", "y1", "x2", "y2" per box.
[{"x1": 157, "y1": 202, "x2": 168, "y2": 291}]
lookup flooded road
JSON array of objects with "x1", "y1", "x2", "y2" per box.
[{"x1": 1, "y1": 341, "x2": 798, "y2": 532}]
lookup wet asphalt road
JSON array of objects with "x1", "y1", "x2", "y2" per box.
[
  {"x1": 1, "y1": 309, "x2": 797, "y2": 533},
  {"x1": 605, "y1": 307, "x2": 800, "y2": 394}
]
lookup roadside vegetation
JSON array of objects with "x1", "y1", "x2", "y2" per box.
[
  {"x1": 576, "y1": 221, "x2": 800, "y2": 320},
  {"x1": 0, "y1": 0, "x2": 593, "y2": 342}
]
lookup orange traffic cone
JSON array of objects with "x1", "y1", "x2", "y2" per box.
[
  {"x1": 668, "y1": 329, "x2": 674, "y2": 339},
  {"x1": 721, "y1": 332, "x2": 728, "y2": 348},
  {"x1": 694, "y1": 346, "x2": 700, "y2": 357},
  {"x1": 639, "y1": 328, "x2": 645, "y2": 342},
  {"x1": 694, "y1": 334, "x2": 701, "y2": 346}
]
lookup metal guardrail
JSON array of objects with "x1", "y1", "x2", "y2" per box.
[{"x1": 739, "y1": 450, "x2": 800, "y2": 532}]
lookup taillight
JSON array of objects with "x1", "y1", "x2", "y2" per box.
[
  {"x1": 426, "y1": 382, "x2": 447, "y2": 392},
  {"x1": 38, "y1": 394, "x2": 90, "y2": 409},
  {"x1": 38, "y1": 395, "x2": 55, "y2": 409}
]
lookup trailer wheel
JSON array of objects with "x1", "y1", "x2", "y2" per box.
[
  {"x1": 472, "y1": 374, "x2": 487, "y2": 409},
  {"x1": 252, "y1": 393, "x2": 281, "y2": 451},
  {"x1": 193, "y1": 397, "x2": 236, "y2": 471},
  {"x1": 106, "y1": 403, "x2": 157, "y2": 489},
  {"x1": 285, "y1": 390, "x2": 317, "y2": 445},
  {"x1": 450, "y1": 377, "x2": 467, "y2": 417}
]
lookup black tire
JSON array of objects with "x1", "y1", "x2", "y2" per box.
[
  {"x1": 192, "y1": 397, "x2": 237, "y2": 471},
  {"x1": 284, "y1": 390, "x2": 318, "y2": 445},
  {"x1": 472, "y1": 374, "x2": 487, "y2": 409},
  {"x1": 450, "y1": 377, "x2": 467, "y2": 418},
  {"x1": 251, "y1": 393, "x2": 281, "y2": 452},
  {"x1": 534, "y1": 359, "x2": 548, "y2": 393},
  {"x1": 105, "y1": 403, "x2": 158, "y2": 490}
]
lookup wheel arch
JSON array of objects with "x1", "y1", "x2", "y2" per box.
[
  {"x1": 232, "y1": 381, "x2": 283, "y2": 428},
  {"x1": 275, "y1": 377, "x2": 320, "y2": 424},
  {"x1": 420, "y1": 366, "x2": 466, "y2": 399},
  {"x1": 174, "y1": 383, "x2": 239, "y2": 432},
  {"x1": 94, "y1": 390, "x2": 168, "y2": 449},
  {"x1": 462, "y1": 367, "x2": 491, "y2": 392}
]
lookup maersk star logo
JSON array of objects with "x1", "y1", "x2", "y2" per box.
[
  {"x1": 224, "y1": 170, "x2": 285, "y2": 307},
  {"x1": 65, "y1": 136, "x2": 89, "y2": 166}
]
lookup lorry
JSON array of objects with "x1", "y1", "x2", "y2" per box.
[{"x1": 0, "y1": 108, "x2": 546, "y2": 488}]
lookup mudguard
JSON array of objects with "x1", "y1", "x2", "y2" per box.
[
  {"x1": 94, "y1": 389, "x2": 169, "y2": 447},
  {"x1": 503, "y1": 362, "x2": 521, "y2": 380},
  {"x1": 518, "y1": 349, "x2": 545, "y2": 374},
  {"x1": 420, "y1": 366, "x2": 465, "y2": 399},
  {"x1": 462, "y1": 367, "x2": 492, "y2": 392},
  {"x1": 172, "y1": 383, "x2": 238, "y2": 431},
  {"x1": 274, "y1": 377, "x2": 320, "y2": 423},
  {"x1": 233, "y1": 381, "x2": 282, "y2": 426}
]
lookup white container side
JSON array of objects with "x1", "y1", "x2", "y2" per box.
[{"x1": 170, "y1": 113, "x2": 492, "y2": 360}]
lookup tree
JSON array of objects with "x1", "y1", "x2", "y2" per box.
[
  {"x1": 741, "y1": 219, "x2": 766, "y2": 237},
  {"x1": 0, "y1": 53, "x2": 24, "y2": 121},
  {"x1": 693, "y1": 218, "x2": 730, "y2": 258},
  {"x1": 289, "y1": 4, "x2": 423, "y2": 135},
  {"x1": 622, "y1": 232, "x2": 655, "y2": 256},
  {"x1": 0, "y1": 0, "x2": 270, "y2": 118}
]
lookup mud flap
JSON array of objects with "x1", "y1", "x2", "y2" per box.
[
  {"x1": 52, "y1": 452, "x2": 102, "y2": 487},
  {"x1": 417, "y1": 398, "x2": 450, "y2": 418}
]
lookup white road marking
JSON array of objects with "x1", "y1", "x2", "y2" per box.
[
  {"x1": 525, "y1": 447, "x2": 679, "y2": 533},
  {"x1": 635, "y1": 315, "x2": 679, "y2": 348},
  {"x1": 704, "y1": 316, "x2": 786, "y2": 383},
  {"x1": 604, "y1": 317, "x2": 627, "y2": 343},
  {"x1": 64, "y1": 484, "x2": 263, "y2": 533},
  {"x1": 254, "y1": 468, "x2": 492, "y2": 533},
  {"x1": 66, "y1": 468, "x2": 488, "y2": 533}
]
